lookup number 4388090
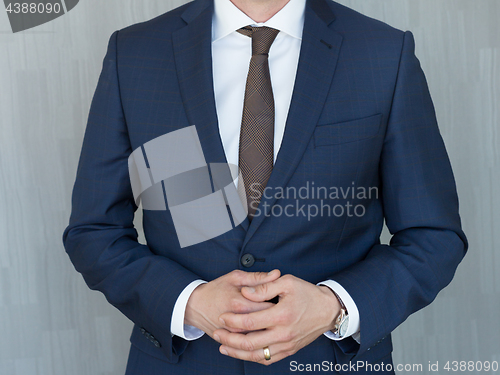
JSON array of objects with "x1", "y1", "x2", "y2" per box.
[
  {"x1": 5, "y1": 2, "x2": 62, "y2": 14},
  {"x1": 444, "y1": 361, "x2": 498, "y2": 372}
]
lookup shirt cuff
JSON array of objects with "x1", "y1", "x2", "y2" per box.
[
  {"x1": 317, "y1": 280, "x2": 360, "y2": 343},
  {"x1": 171, "y1": 279, "x2": 207, "y2": 340}
]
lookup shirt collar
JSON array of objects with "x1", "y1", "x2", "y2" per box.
[{"x1": 212, "y1": 0, "x2": 306, "y2": 42}]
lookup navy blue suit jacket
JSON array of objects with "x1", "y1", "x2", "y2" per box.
[{"x1": 63, "y1": 0, "x2": 467, "y2": 373}]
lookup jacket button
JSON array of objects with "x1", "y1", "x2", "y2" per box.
[{"x1": 241, "y1": 254, "x2": 255, "y2": 268}]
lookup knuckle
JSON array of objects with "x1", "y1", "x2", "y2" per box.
[
  {"x1": 274, "y1": 313, "x2": 285, "y2": 325},
  {"x1": 242, "y1": 339, "x2": 254, "y2": 352},
  {"x1": 230, "y1": 269, "x2": 243, "y2": 279},
  {"x1": 281, "y1": 274, "x2": 295, "y2": 288},
  {"x1": 249, "y1": 351, "x2": 261, "y2": 362},
  {"x1": 284, "y1": 310, "x2": 294, "y2": 323},
  {"x1": 218, "y1": 336, "x2": 227, "y2": 345},
  {"x1": 277, "y1": 310, "x2": 291, "y2": 325},
  {"x1": 281, "y1": 330, "x2": 294, "y2": 342},
  {"x1": 243, "y1": 316, "x2": 255, "y2": 330},
  {"x1": 286, "y1": 341, "x2": 296, "y2": 352},
  {"x1": 252, "y1": 272, "x2": 262, "y2": 282},
  {"x1": 258, "y1": 282, "x2": 268, "y2": 294},
  {"x1": 293, "y1": 340, "x2": 302, "y2": 352},
  {"x1": 229, "y1": 299, "x2": 242, "y2": 312}
]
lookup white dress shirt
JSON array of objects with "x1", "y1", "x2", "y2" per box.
[{"x1": 171, "y1": 0, "x2": 361, "y2": 343}]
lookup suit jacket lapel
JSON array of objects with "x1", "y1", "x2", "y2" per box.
[
  {"x1": 243, "y1": 0, "x2": 343, "y2": 245},
  {"x1": 172, "y1": 0, "x2": 228, "y2": 165},
  {"x1": 172, "y1": 0, "x2": 251, "y2": 231}
]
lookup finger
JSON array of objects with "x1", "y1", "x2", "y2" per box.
[
  {"x1": 240, "y1": 277, "x2": 285, "y2": 303},
  {"x1": 231, "y1": 269, "x2": 281, "y2": 287},
  {"x1": 223, "y1": 327, "x2": 252, "y2": 334},
  {"x1": 219, "y1": 342, "x2": 293, "y2": 365},
  {"x1": 213, "y1": 326, "x2": 289, "y2": 351},
  {"x1": 256, "y1": 351, "x2": 291, "y2": 366},
  {"x1": 219, "y1": 304, "x2": 283, "y2": 331},
  {"x1": 232, "y1": 299, "x2": 275, "y2": 314}
]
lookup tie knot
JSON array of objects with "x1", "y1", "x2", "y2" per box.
[{"x1": 237, "y1": 26, "x2": 280, "y2": 56}]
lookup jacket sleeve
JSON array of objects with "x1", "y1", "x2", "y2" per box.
[
  {"x1": 330, "y1": 31, "x2": 468, "y2": 357},
  {"x1": 62, "y1": 30, "x2": 200, "y2": 363}
]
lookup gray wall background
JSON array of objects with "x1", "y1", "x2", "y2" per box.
[{"x1": 0, "y1": 0, "x2": 498, "y2": 374}]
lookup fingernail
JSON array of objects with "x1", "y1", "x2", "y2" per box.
[
  {"x1": 219, "y1": 318, "x2": 225, "y2": 325},
  {"x1": 221, "y1": 348, "x2": 228, "y2": 356},
  {"x1": 246, "y1": 287, "x2": 255, "y2": 293},
  {"x1": 268, "y1": 270, "x2": 274, "y2": 275},
  {"x1": 214, "y1": 334, "x2": 220, "y2": 342}
]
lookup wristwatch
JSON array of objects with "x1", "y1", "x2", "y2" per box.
[{"x1": 332, "y1": 292, "x2": 349, "y2": 338}]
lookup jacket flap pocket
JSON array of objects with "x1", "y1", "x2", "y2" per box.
[{"x1": 314, "y1": 113, "x2": 383, "y2": 147}]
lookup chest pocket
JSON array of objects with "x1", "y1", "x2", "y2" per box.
[{"x1": 314, "y1": 113, "x2": 383, "y2": 147}]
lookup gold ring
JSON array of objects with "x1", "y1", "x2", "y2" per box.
[{"x1": 263, "y1": 346, "x2": 271, "y2": 361}]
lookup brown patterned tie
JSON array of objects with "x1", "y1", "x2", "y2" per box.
[{"x1": 237, "y1": 26, "x2": 280, "y2": 220}]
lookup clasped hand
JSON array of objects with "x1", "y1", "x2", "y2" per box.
[{"x1": 185, "y1": 269, "x2": 340, "y2": 365}]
